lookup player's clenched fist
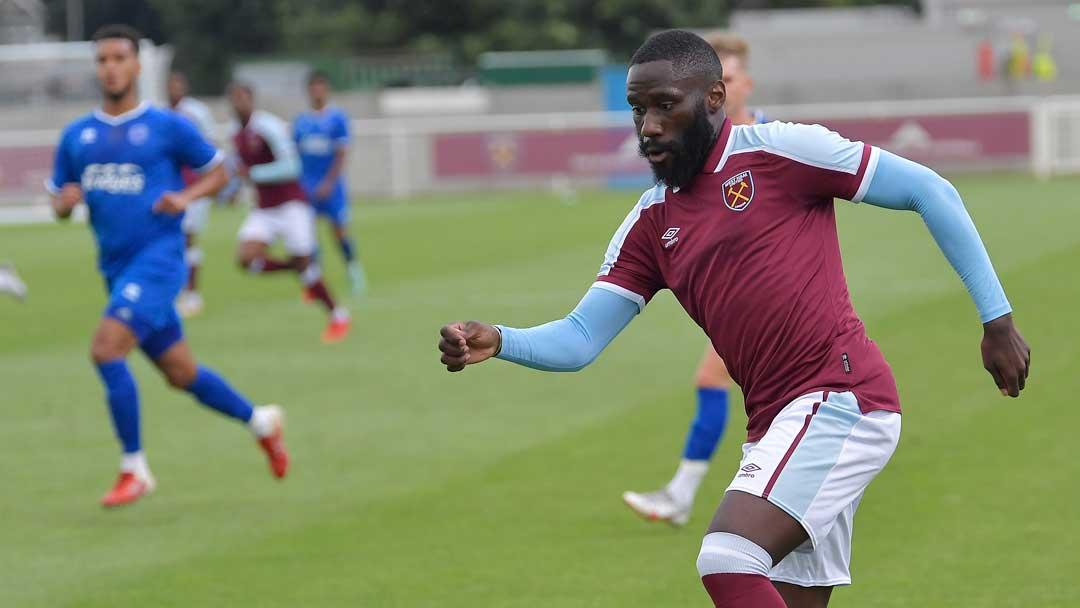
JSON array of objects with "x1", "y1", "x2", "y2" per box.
[
  {"x1": 439, "y1": 321, "x2": 501, "y2": 372},
  {"x1": 53, "y1": 183, "x2": 83, "y2": 219},
  {"x1": 153, "y1": 191, "x2": 191, "y2": 215}
]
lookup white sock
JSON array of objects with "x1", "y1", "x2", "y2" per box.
[
  {"x1": 666, "y1": 459, "x2": 709, "y2": 506},
  {"x1": 120, "y1": 451, "x2": 151, "y2": 479},
  {"x1": 300, "y1": 263, "x2": 322, "y2": 286},
  {"x1": 185, "y1": 246, "x2": 204, "y2": 266},
  {"x1": 331, "y1": 306, "x2": 350, "y2": 322},
  {"x1": 248, "y1": 406, "x2": 276, "y2": 437}
]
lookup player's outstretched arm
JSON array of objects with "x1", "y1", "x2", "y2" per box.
[
  {"x1": 861, "y1": 149, "x2": 1030, "y2": 397},
  {"x1": 438, "y1": 286, "x2": 640, "y2": 373}
]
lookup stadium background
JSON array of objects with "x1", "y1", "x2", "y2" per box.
[{"x1": 1, "y1": 0, "x2": 1078, "y2": 606}]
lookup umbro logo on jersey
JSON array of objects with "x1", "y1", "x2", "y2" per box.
[
  {"x1": 723, "y1": 170, "x2": 755, "y2": 212},
  {"x1": 662, "y1": 227, "x2": 680, "y2": 249},
  {"x1": 79, "y1": 128, "x2": 97, "y2": 144}
]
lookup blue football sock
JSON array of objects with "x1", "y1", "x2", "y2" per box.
[
  {"x1": 95, "y1": 359, "x2": 141, "y2": 454},
  {"x1": 185, "y1": 366, "x2": 254, "y2": 423},
  {"x1": 683, "y1": 387, "x2": 729, "y2": 461},
  {"x1": 339, "y1": 236, "x2": 356, "y2": 263}
]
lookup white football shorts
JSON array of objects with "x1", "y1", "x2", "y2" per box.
[
  {"x1": 237, "y1": 200, "x2": 317, "y2": 256},
  {"x1": 725, "y1": 390, "x2": 901, "y2": 587},
  {"x1": 181, "y1": 197, "x2": 212, "y2": 235}
]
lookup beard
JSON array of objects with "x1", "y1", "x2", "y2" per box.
[
  {"x1": 639, "y1": 103, "x2": 718, "y2": 190},
  {"x1": 103, "y1": 82, "x2": 133, "y2": 103}
]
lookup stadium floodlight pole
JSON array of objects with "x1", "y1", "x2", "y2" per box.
[{"x1": 66, "y1": 0, "x2": 84, "y2": 41}]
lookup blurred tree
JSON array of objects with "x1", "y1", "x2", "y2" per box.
[
  {"x1": 39, "y1": 0, "x2": 919, "y2": 92},
  {"x1": 277, "y1": 0, "x2": 729, "y2": 61},
  {"x1": 42, "y1": 0, "x2": 165, "y2": 42},
  {"x1": 151, "y1": 0, "x2": 282, "y2": 94}
]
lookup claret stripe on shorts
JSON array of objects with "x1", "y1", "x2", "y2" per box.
[{"x1": 762, "y1": 391, "x2": 829, "y2": 499}]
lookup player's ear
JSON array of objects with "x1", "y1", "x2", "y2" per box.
[{"x1": 707, "y1": 80, "x2": 726, "y2": 114}]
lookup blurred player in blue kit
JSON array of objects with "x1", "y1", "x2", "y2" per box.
[
  {"x1": 47, "y1": 25, "x2": 290, "y2": 508},
  {"x1": 294, "y1": 70, "x2": 367, "y2": 294}
]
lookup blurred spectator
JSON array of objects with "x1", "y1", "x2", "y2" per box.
[
  {"x1": 1007, "y1": 33, "x2": 1031, "y2": 81},
  {"x1": 1032, "y1": 34, "x2": 1058, "y2": 83},
  {"x1": 977, "y1": 38, "x2": 995, "y2": 82}
]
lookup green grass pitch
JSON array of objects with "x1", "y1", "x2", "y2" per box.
[{"x1": 1, "y1": 174, "x2": 1078, "y2": 607}]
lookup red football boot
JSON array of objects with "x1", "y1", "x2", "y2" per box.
[
  {"x1": 100, "y1": 471, "x2": 155, "y2": 508},
  {"x1": 254, "y1": 405, "x2": 289, "y2": 479},
  {"x1": 321, "y1": 316, "x2": 351, "y2": 344}
]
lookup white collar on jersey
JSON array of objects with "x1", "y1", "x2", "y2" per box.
[{"x1": 94, "y1": 101, "x2": 151, "y2": 126}]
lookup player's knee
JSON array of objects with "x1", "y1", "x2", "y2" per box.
[
  {"x1": 90, "y1": 343, "x2": 116, "y2": 365},
  {"x1": 237, "y1": 251, "x2": 256, "y2": 270},
  {"x1": 695, "y1": 365, "x2": 729, "y2": 389},
  {"x1": 292, "y1": 256, "x2": 312, "y2": 271},
  {"x1": 696, "y1": 532, "x2": 773, "y2": 579},
  {"x1": 90, "y1": 335, "x2": 124, "y2": 364},
  {"x1": 164, "y1": 365, "x2": 197, "y2": 390}
]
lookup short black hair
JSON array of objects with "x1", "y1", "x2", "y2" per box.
[
  {"x1": 630, "y1": 30, "x2": 722, "y2": 82},
  {"x1": 91, "y1": 24, "x2": 141, "y2": 55},
  {"x1": 307, "y1": 69, "x2": 330, "y2": 85}
]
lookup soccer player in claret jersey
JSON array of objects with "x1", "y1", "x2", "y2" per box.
[
  {"x1": 294, "y1": 70, "x2": 367, "y2": 294},
  {"x1": 227, "y1": 82, "x2": 351, "y2": 343},
  {"x1": 167, "y1": 70, "x2": 217, "y2": 318},
  {"x1": 47, "y1": 25, "x2": 289, "y2": 508},
  {"x1": 439, "y1": 31, "x2": 1029, "y2": 606},
  {"x1": 623, "y1": 32, "x2": 771, "y2": 528}
]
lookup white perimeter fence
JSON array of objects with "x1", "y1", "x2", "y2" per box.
[{"x1": 1, "y1": 94, "x2": 1079, "y2": 222}]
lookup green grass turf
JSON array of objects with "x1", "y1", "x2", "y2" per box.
[{"x1": 0, "y1": 174, "x2": 1078, "y2": 607}]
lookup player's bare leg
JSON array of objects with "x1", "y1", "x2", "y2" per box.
[
  {"x1": 699, "y1": 490, "x2": 832, "y2": 607},
  {"x1": 91, "y1": 318, "x2": 155, "y2": 507},
  {"x1": 774, "y1": 582, "x2": 833, "y2": 608},
  {"x1": 237, "y1": 240, "x2": 292, "y2": 274},
  {"x1": 293, "y1": 255, "x2": 350, "y2": 343},
  {"x1": 623, "y1": 344, "x2": 731, "y2": 526},
  {"x1": 177, "y1": 233, "x2": 204, "y2": 318},
  {"x1": 151, "y1": 340, "x2": 289, "y2": 478}
]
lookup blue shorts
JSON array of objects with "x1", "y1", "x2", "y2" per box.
[
  {"x1": 103, "y1": 262, "x2": 186, "y2": 360},
  {"x1": 312, "y1": 192, "x2": 350, "y2": 228}
]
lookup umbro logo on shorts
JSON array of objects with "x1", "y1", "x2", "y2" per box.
[{"x1": 738, "y1": 463, "x2": 763, "y2": 478}]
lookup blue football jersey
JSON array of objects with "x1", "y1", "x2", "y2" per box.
[
  {"x1": 48, "y1": 102, "x2": 221, "y2": 279},
  {"x1": 293, "y1": 107, "x2": 350, "y2": 194}
]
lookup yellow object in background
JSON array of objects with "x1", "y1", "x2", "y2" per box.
[
  {"x1": 1033, "y1": 34, "x2": 1058, "y2": 82},
  {"x1": 1008, "y1": 34, "x2": 1031, "y2": 80}
]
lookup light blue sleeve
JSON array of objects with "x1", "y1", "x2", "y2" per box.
[
  {"x1": 249, "y1": 114, "x2": 302, "y2": 184},
  {"x1": 861, "y1": 149, "x2": 1011, "y2": 323},
  {"x1": 495, "y1": 286, "x2": 640, "y2": 372}
]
